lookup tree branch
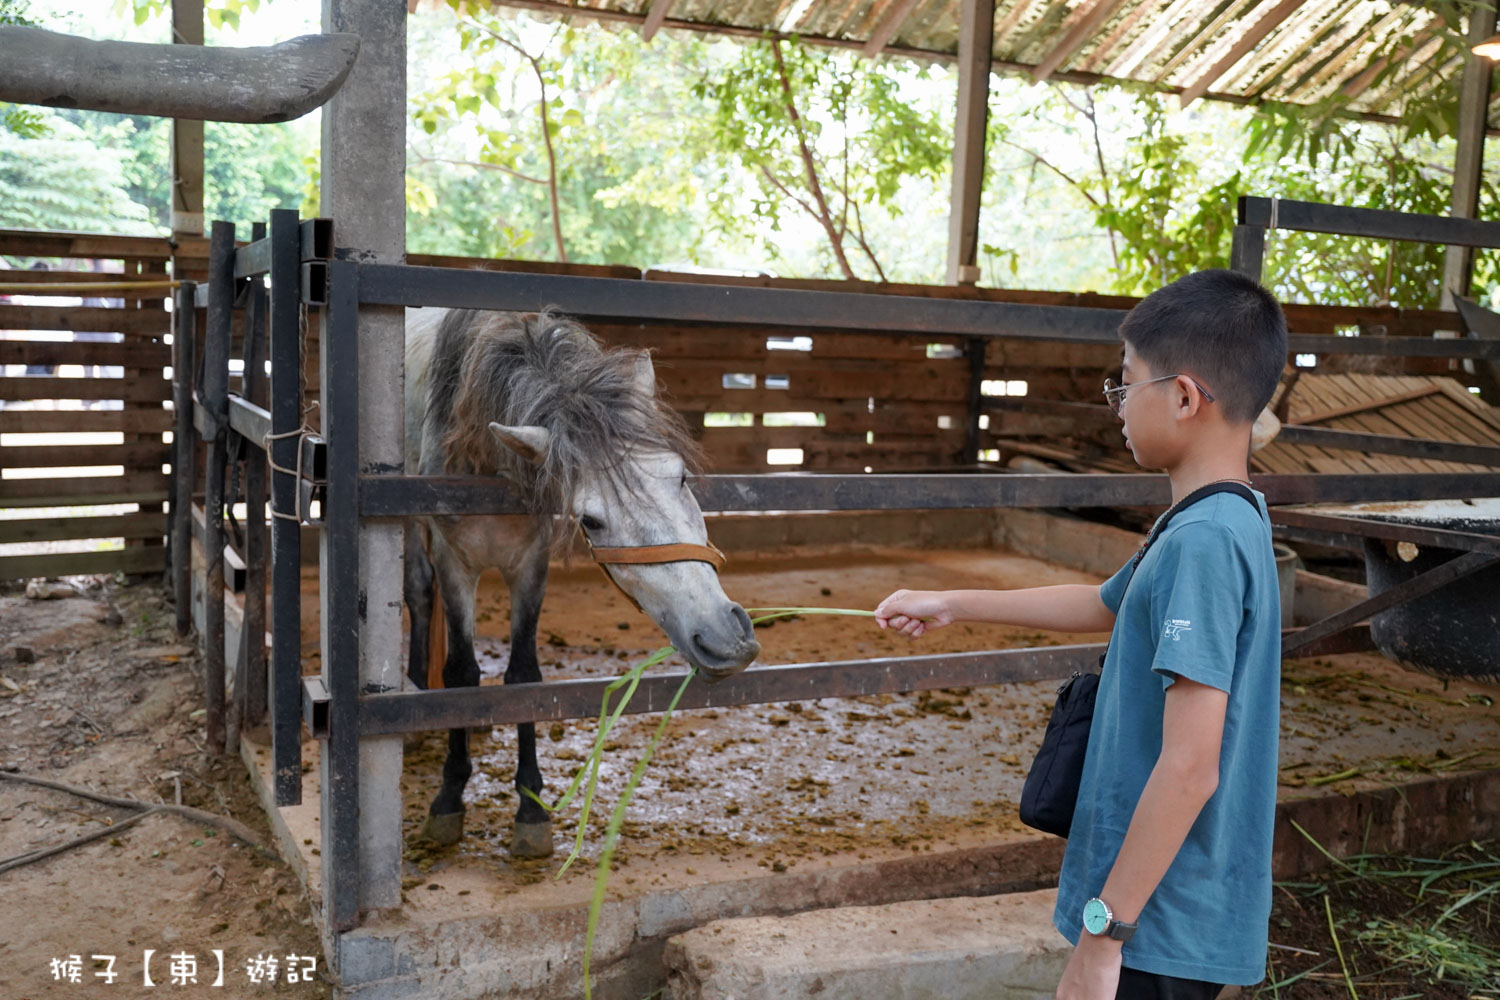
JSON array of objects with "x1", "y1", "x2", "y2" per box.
[
  {"x1": 849, "y1": 200, "x2": 888, "y2": 283},
  {"x1": 769, "y1": 38, "x2": 857, "y2": 280},
  {"x1": 757, "y1": 163, "x2": 820, "y2": 220},
  {"x1": 463, "y1": 18, "x2": 569, "y2": 262},
  {"x1": 996, "y1": 137, "x2": 1102, "y2": 209},
  {"x1": 1068, "y1": 88, "x2": 1118, "y2": 270},
  {"x1": 410, "y1": 148, "x2": 548, "y2": 185}
]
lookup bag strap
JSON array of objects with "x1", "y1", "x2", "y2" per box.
[
  {"x1": 1131, "y1": 480, "x2": 1262, "y2": 572},
  {"x1": 1098, "y1": 481, "x2": 1263, "y2": 675}
]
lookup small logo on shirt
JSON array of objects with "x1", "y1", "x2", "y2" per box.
[{"x1": 1163, "y1": 619, "x2": 1192, "y2": 641}]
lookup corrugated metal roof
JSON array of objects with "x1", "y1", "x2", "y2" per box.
[{"x1": 479, "y1": 0, "x2": 1480, "y2": 124}]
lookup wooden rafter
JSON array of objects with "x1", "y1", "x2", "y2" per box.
[
  {"x1": 1152, "y1": 0, "x2": 1256, "y2": 85},
  {"x1": 992, "y1": 0, "x2": 1042, "y2": 49},
  {"x1": 1176, "y1": 0, "x2": 1302, "y2": 107},
  {"x1": 1281, "y1": 6, "x2": 1397, "y2": 103},
  {"x1": 1080, "y1": 0, "x2": 1158, "y2": 73},
  {"x1": 1240, "y1": 0, "x2": 1359, "y2": 99},
  {"x1": 1340, "y1": 26, "x2": 1433, "y2": 100},
  {"x1": 1031, "y1": 0, "x2": 1130, "y2": 82},
  {"x1": 1357, "y1": 35, "x2": 1450, "y2": 113},
  {"x1": 641, "y1": 0, "x2": 676, "y2": 42},
  {"x1": 862, "y1": 0, "x2": 925, "y2": 57},
  {"x1": 1102, "y1": 0, "x2": 1200, "y2": 78}
]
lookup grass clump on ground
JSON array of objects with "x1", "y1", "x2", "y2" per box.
[{"x1": 1255, "y1": 834, "x2": 1500, "y2": 999}]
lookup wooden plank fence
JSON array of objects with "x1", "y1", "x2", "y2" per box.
[{"x1": 0, "y1": 227, "x2": 203, "y2": 581}]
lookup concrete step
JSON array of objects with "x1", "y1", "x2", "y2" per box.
[{"x1": 662, "y1": 888, "x2": 1069, "y2": 1000}]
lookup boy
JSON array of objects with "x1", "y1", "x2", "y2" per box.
[{"x1": 875, "y1": 269, "x2": 1287, "y2": 1000}]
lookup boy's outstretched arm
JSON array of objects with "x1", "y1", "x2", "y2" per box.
[
  {"x1": 874, "y1": 584, "x2": 1116, "y2": 638},
  {"x1": 1055, "y1": 676, "x2": 1228, "y2": 1000}
]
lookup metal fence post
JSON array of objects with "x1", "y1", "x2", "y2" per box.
[
  {"x1": 268, "y1": 208, "x2": 304, "y2": 806},
  {"x1": 202, "y1": 220, "x2": 235, "y2": 756},
  {"x1": 171, "y1": 280, "x2": 197, "y2": 637},
  {"x1": 240, "y1": 221, "x2": 269, "y2": 730},
  {"x1": 321, "y1": 258, "x2": 362, "y2": 933}
]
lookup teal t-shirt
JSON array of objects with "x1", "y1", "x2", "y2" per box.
[{"x1": 1052, "y1": 490, "x2": 1281, "y2": 985}]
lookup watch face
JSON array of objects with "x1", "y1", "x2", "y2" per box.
[{"x1": 1082, "y1": 898, "x2": 1110, "y2": 935}]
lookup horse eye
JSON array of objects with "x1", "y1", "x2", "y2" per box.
[
  {"x1": 580, "y1": 514, "x2": 604, "y2": 532},
  {"x1": 680, "y1": 475, "x2": 688, "y2": 490}
]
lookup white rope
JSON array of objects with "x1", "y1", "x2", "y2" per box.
[
  {"x1": 261, "y1": 303, "x2": 323, "y2": 523},
  {"x1": 262, "y1": 401, "x2": 323, "y2": 523},
  {"x1": 1268, "y1": 194, "x2": 1280, "y2": 232}
]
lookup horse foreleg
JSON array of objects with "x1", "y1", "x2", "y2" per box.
[
  {"x1": 402, "y1": 524, "x2": 435, "y2": 692},
  {"x1": 419, "y1": 546, "x2": 480, "y2": 847},
  {"x1": 504, "y1": 546, "x2": 552, "y2": 859}
]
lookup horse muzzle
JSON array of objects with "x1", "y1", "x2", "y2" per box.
[
  {"x1": 684, "y1": 603, "x2": 759, "y2": 682},
  {"x1": 588, "y1": 539, "x2": 759, "y2": 681}
]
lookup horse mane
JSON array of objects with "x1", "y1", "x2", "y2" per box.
[{"x1": 424, "y1": 308, "x2": 703, "y2": 550}]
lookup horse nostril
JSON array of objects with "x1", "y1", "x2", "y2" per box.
[{"x1": 731, "y1": 604, "x2": 753, "y2": 642}]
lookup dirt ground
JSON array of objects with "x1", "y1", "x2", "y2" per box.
[
  {"x1": 0, "y1": 580, "x2": 331, "y2": 1000},
  {"x1": 5, "y1": 542, "x2": 1500, "y2": 999}
]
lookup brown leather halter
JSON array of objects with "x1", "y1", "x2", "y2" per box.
[{"x1": 585, "y1": 535, "x2": 727, "y2": 613}]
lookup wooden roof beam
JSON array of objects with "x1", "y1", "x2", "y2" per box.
[
  {"x1": 992, "y1": 0, "x2": 1041, "y2": 48},
  {"x1": 641, "y1": 0, "x2": 676, "y2": 42},
  {"x1": 1031, "y1": 0, "x2": 1129, "y2": 82},
  {"x1": 862, "y1": 0, "x2": 925, "y2": 58},
  {"x1": 1240, "y1": 0, "x2": 1360, "y2": 99},
  {"x1": 1176, "y1": 0, "x2": 1302, "y2": 107},
  {"x1": 1280, "y1": 8, "x2": 1399, "y2": 103},
  {"x1": 1080, "y1": 0, "x2": 1157, "y2": 73},
  {"x1": 1103, "y1": 0, "x2": 1201, "y2": 78},
  {"x1": 1340, "y1": 27, "x2": 1432, "y2": 100}
]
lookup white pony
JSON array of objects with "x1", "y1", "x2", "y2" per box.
[{"x1": 402, "y1": 307, "x2": 759, "y2": 857}]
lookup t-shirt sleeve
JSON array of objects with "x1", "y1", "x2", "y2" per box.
[
  {"x1": 1146, "y1": 521, "x2": 1248, "y2": 693},
  {"x1": 1098, "y1": 556, "x2": 1135, "y2": 614}
]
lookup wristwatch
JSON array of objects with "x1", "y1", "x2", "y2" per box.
[{"x1": 1082, "y1": 897, "x2": 1137, "y2": 942}]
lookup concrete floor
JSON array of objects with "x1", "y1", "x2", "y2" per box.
[{"x1": 247, "y1": 543, "x2": 1500, "y2": 999}]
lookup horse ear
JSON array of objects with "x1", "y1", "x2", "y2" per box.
[
  {"x1": 489, "y1": 423, "x2": 551, "y2": 464},
  {"x1": 632, "y1": 350, "x2": 657, "y2": 397}
]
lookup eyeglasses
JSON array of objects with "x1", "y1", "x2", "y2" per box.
[{"x1": 1102, "y1": 374, "x2": 1216, "y2": 416}]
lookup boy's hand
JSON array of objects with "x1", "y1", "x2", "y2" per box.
[
  {"x1": 874, "y1": 590, "x2": 952, "y2": 637},
  {"x1": 1054, "y1": 934, "x2": 1122, "y2": 1000}
]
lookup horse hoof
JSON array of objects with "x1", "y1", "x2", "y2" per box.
[
  {"x1": 420, "y1": 811, "x2": 464, "y2": 846},
  {"x1": 510, "y1": 820, "x2": 554, "y2": 859}
]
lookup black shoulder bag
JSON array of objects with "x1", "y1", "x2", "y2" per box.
[{"x1": 1018, "y1": 481, "x2": 1261, "y2": 838}]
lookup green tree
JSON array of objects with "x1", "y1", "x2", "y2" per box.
[
  {"x1": 0, "y1": 111, "x2": 155, "y2": 233},
  {"x1": 407, "y1": 3, "x2": 714, "y2": 266},
  {"x1": 694, "y1": 36, "x2": 950, "y2": 281}
]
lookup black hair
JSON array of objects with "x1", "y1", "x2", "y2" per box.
[{"x1": 1118, "y1": 268, "x2": 1287, "y2": 423}]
